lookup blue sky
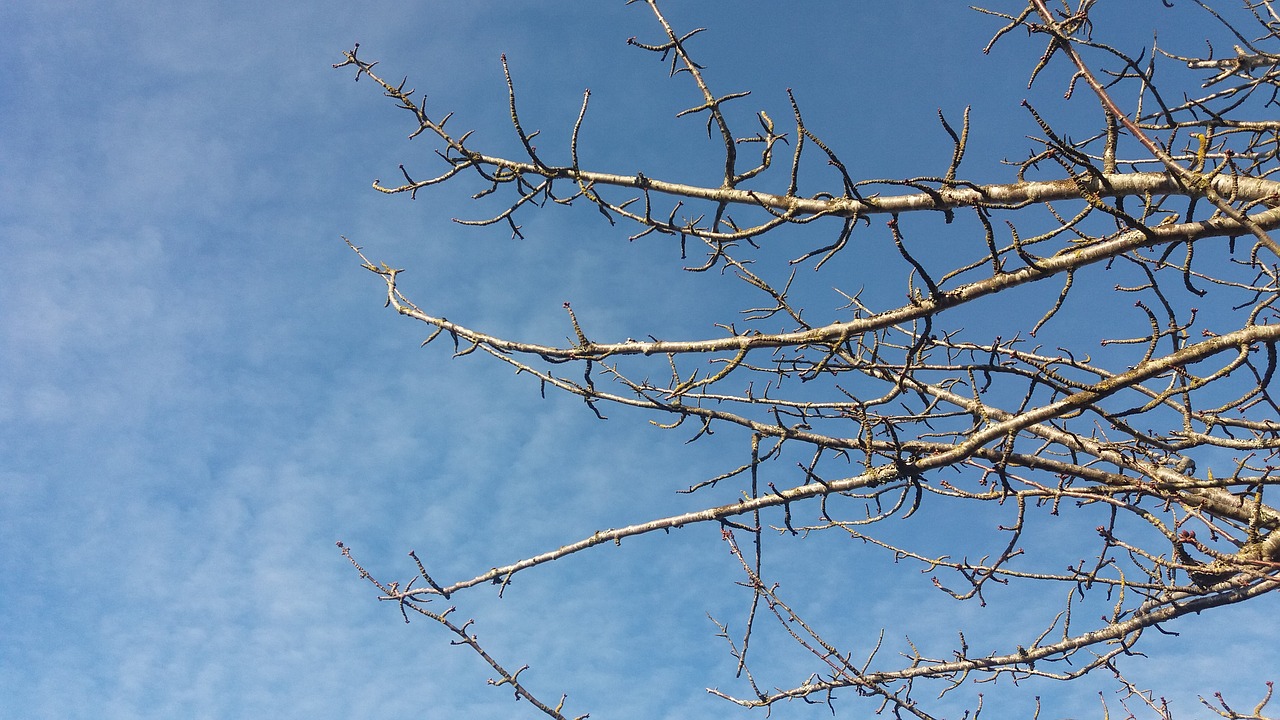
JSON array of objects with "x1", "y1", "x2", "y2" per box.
[{"x1": 3, "y1": 2, "x2": 1277, "y2": 719}]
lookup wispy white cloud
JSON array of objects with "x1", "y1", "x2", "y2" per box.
[{"x1": 3, "y1": 2, "x2": 1277, "y2": 719}]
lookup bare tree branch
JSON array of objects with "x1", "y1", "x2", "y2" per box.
[{"x1": 335, "y1": 2, "x2": 1280, "y2": 717}]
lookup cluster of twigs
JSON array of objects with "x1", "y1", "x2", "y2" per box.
[{"x1": 334, "y1": 1, "x2": 1280, "y2": 717}]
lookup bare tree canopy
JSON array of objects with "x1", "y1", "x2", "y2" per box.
[{"x1": 335, "y1": 2, "x2": 1280, "y2": 717}]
